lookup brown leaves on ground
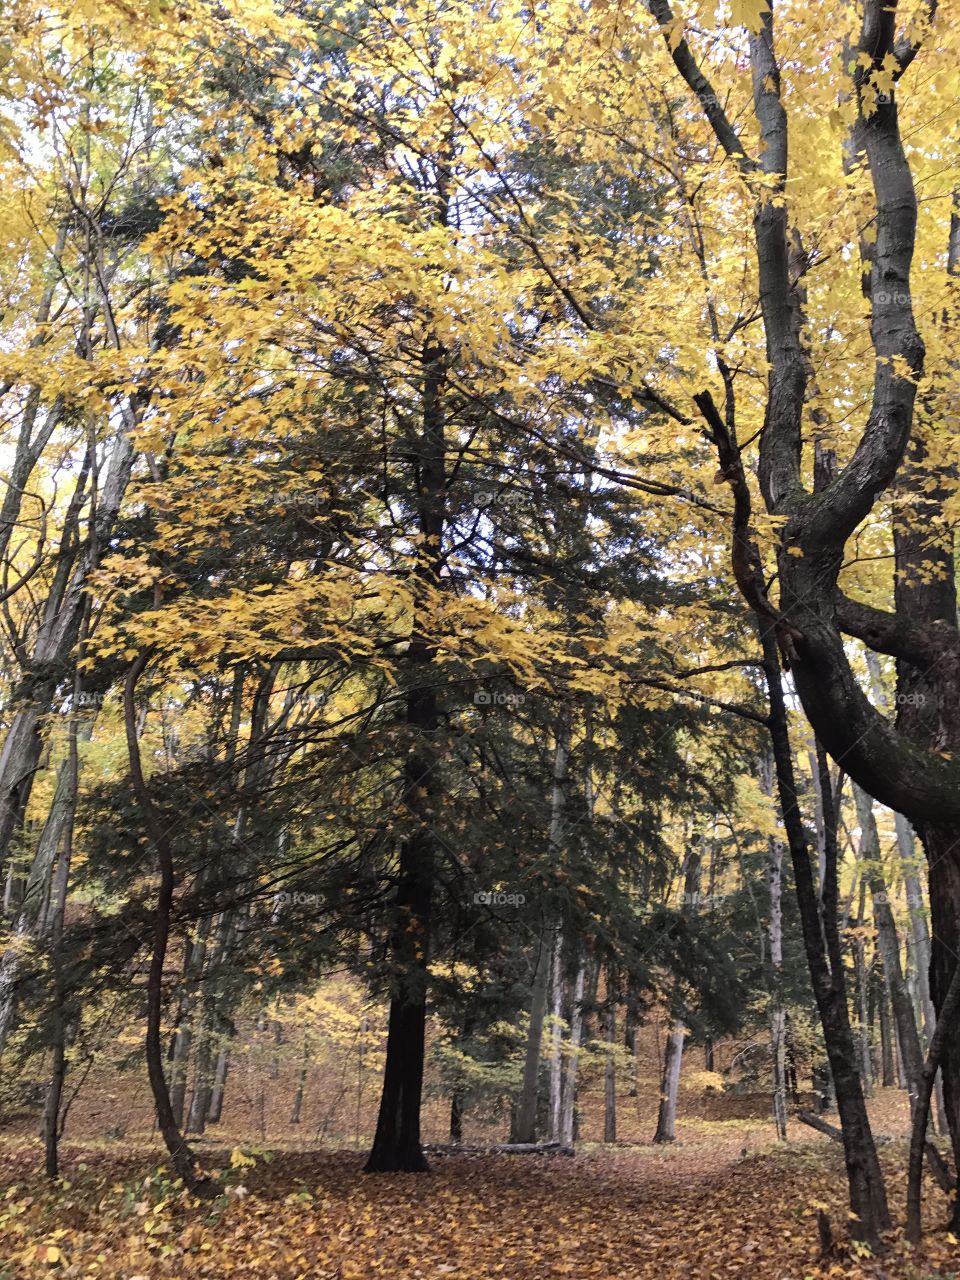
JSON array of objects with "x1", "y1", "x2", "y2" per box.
[{"x1": 0, "y1": 1138, "x2": 957, "y2": 1280}]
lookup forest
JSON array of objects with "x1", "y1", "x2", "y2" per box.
[{"x1": 0, "y1": 0, "x2": 959, "y2": 1276}]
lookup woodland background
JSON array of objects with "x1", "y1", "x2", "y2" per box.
[{"x1": 0, "y1": 0, "x2": 959, "y2": 1276}]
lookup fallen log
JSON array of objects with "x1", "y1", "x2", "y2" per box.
[
  {"x1": 794, "y1": 1109, "x2": 951, "y2": 1189},
  {"x1": 795, "y1": 1109, "x2": 843, "y2": 1141},
  {"x1": 424, "y1": 1141, "x2": 573, "y2": 1156}
]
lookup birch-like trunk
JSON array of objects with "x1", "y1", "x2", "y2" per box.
[
  {"x1": 513, "y1": 713, "x2": 569, "y2": 1143},
  {"x1": 653, "y1": 1022, "x2": 684, "y2": 1144}
]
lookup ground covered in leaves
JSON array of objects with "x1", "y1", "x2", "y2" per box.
[{"x1": 0, "y1": 1132, "x2": 957, "y2": 1280}]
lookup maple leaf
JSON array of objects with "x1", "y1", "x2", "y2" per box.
[{"x1": 728, "y1": 0, "x2": 770, "y2": 33}]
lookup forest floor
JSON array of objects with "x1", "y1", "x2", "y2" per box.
[
  {"x1": 0, "y1": 1118, "x2": 957, "y2": 1279},
  {"x1": 0, "y1": 1033, "x2": 955, "y2": 1279}
]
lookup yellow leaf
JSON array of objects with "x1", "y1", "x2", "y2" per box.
[{"x1": 729, "y1": 0, "x2": 770, "y2": 33}]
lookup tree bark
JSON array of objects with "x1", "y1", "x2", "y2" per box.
[
  {"x1": 365, "y1": 324, "x2": 447, "y2": 1174},
  {"x1": 760, "y1": 752, "x2": 788, "y2": 1139},
  {"x1": 853, "y1": 785, "x2": 924, "y2": 1104},
  {"x1": 513, "y1": 714, "x2": 570, "y2": 1143},
  {"x1": 124, "y1": 654, "x2": 213, "y2": 1196},
  {"x1": 760, "y1": 625, "x2": 890, "y2": 1245},
  {"x1": 907, "y1": 957, "x2": 960, "y2": 1240},
  {"x1": 558, "y1": 953, "x2": 587, "y2": 1149},
  {"x1": 602, "y1": 978, "x2": 617, "y2": 1143},
  {"x1": 207, "y1": 1048, "x2": 230, "y2": 1125},
  {"x1": 653, "y1": 1021, "x2": 684, "y2": 1144}
]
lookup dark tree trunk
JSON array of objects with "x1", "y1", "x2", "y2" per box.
[
  {"x1": 365, "y1": 984, "x2": 430, "y2": 1172},
  {"x1": 603, "y1": 972, "x2": 617, "y2": 1143},
  {"x1": 125, "y1": 655, "x2": 213, "y2": 1196},
  {"x1": 654, "y1": 1, "x2": 952, "y2": 1238},
  {"x1": 290, "y1": 1049, "x2": 308, "y2": 1126},
  {"x1": 449, "y1": 1091, "x2": 463, "y2": 1144},
  {"x1": 760, "y1": 625, "x2": 890, "y2": 1245},
  {"x1": 921, "y1": 825, "x2": 960, "y2": 1227},
  {"x1": 365, "y1": 322, "x2": 446, "y2": 1174}
]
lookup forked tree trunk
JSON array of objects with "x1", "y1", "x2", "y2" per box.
[
  {"x1": 921, "y1": 826, "x2": 960, "y2": 1227},
  {"x1": 0, "y1": 426, "x2": 135, "y2": 879}
]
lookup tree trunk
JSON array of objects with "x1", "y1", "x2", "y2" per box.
[
  {"x1": 558, "y1": 953, "x2": 587, "y2": 1148},
  {"x1": 365, "y1": 316, "x2": 447, "y2": 1173},
  {"x1": 207, "y1": 1042, "x2": 230, "y2": 1125},
  {"x1": 547, "y1": 930, "x2": 565, "y2": 1142},
  {"x1": 186, "y1": 1015, "x2": 215, "y2": 1137},
  {"x1": 908, "y1": 956, "x2": 960, "y2": 1240},
  {"x1": 449, "y1": 1090, "x2": 463, "y2": 1144},
  {"x1": 0, "y1": 427, "x2": 135, "y2": 879},
  {"x1": 761, "y1": 751, "x2": 788, "y2": 1139},
  {"x1": 513, "y1": 715, "x2": 569, "y2": 1143},
  {"x1": 602, "y1": 982, "x2": 617, "y2": 1143},
  {"x1": 40, "y1": 647, "x2": 87, "y2": 1178},
  {"x1": 878, "y1": 980, "x2": 895, "y2": 1088},
  {"x1": 290, "y1": 1049, "x2": 308, "y2": 1126},
  {"x1": 760, "y1": 624, "x2": 890, "y2": 1244},
  {"x1": 653, "y1": 1022, "x2": 684, "y2": 1144},
  {"x1": 853, "y1": 785, "x2": 925, "y2": 1105},
  {"x1": 921, "y1": 825, "x2": 960, "y2": 1227},
  {"x1": 0, "y1": 717, "x2": 94, "y2": 1056},
  {"x1": 852, "y1": 916, "x2": 874, "y2": 1098},
  {"x1": 624, "y1": 999, "x2": 639, "y2": 1098},
  {"x1": 124, "y1": 655, "x2": 212, "y2": 1196}
]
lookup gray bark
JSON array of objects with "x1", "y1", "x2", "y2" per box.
[
  {"x1": 853, "y1": 785, "x2": 925, "y2": 1108},
  {"x1": 653, "y1": 1022, "x2": 684, "y2": 1144},
  {"x1": 513, "y1": 715, "x2": 569, "y2": 1143},
  {"x1": 761, "y1": 752, "x2": 788, "y2": 1139}
]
